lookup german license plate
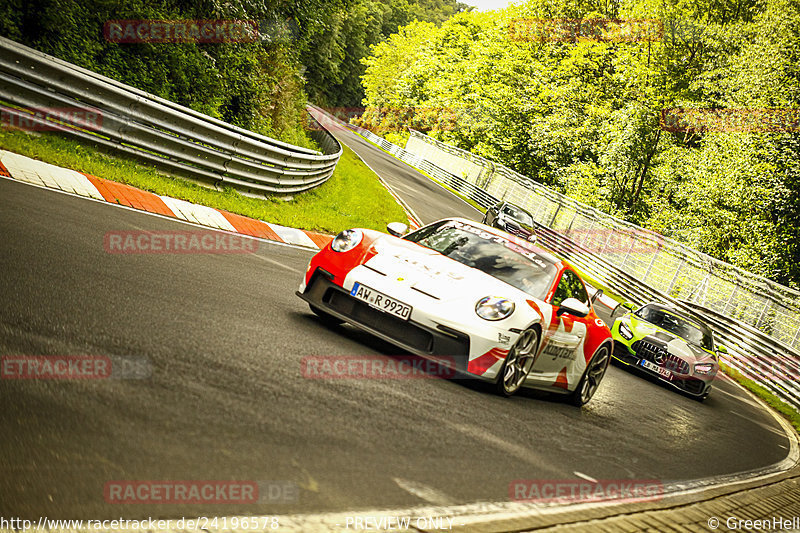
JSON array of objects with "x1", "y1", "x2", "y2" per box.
[
  {"x1": 351, "y1": 283, "x2": 412, "y2": 320},
  {"x1": 640, "y1": 359, "x2": 673, "y2": 380}
]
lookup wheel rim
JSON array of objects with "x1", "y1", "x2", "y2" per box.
[
  {"x1": 503, "y1": 329, "x2": 539, "y2": 393},
  {"x1": 580, "y1": 347, "x2": 610, "y2": 403}
]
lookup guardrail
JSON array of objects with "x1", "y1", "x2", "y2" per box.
[
  {"x1": 0, "y1": 36, "x2": 341, "y2": 196},
  {"x1": 340, "y1": 118, "x2": 800, "y2": 410}
]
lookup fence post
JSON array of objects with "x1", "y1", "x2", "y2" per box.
[
  {"x1": 618, "y1": 233, "x2": 637, "y2": 270},
  {"x1": 756, "y1": 300, "x2": 772, "y2": 330},
  {"x1": 723, "y1": 284, "x2": 739, "y2": 315},
  {"x1": 642, "y1": 240, "x2": 662, "y2": 285},
  {"x1": 667, "y1": 258, "x2": 686, "y2": 295},
  {"x1": 549, "y1": 202, "x2": 563, "y2": 227}
]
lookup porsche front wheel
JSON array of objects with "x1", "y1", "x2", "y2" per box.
[{"x1": 496, "y1": 328, "x2": 540, "y2": 397}]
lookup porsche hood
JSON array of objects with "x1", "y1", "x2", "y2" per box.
[{"x1": 361, "y1": 236, "x2": 535, "y2": 304}]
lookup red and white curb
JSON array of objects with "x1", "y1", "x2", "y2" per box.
[{"x1": 0, "y1": 150, "x2": 333, "y2": 250}]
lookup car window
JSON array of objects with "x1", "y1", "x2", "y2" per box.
[
  {"x1": 501, "y1": 205, "x2": 534, "y2": 226},
  {"x1": 635, "y1": 305, "x2": 714, "y2": 349},
  {"x1": 550, "y1": 269, "x2": 589, "y2": 307},
  {"x1": 405, "y1": 221, "x2": 558, "y2": 299}
]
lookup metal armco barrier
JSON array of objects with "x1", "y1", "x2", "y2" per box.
[
  {"x1": 0, "y1": 37, "x2": 341, "y2": 196},
  {"x1": 339, "y1": 117, "x2": 800, "y2": 410}
]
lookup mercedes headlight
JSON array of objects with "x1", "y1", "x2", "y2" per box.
[
  {"x1": 475, "y1": 296, "x2": 515, "y2": 321},
  {"x1": 331, "y1": 229, "x2": 363, "y2": 252},
  {"x1": 694, "y1": 363, "x2": 715, "y2": 375},
  {"x1": 618, "y1": 321, "x2": 634, "y2": 340}
]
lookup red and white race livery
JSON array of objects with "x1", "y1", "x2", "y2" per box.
[{"x1": 296, "y1": 218, "x2": 613, "y2": 405}]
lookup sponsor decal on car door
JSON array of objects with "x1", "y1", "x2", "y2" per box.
[{"x1": 531, "y1": 269, "x2": 591, "y2": 389}]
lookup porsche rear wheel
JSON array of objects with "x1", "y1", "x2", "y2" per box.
[
  {"x1": 569, "y1": 344, "x2": 611, "y2": 406},
  {"x1": 496, "y1": 328, "x2": 540, "y2": 397}
]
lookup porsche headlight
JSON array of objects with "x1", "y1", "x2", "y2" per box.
[
  {"x1": 618, "y1": 321, "x2": 634, "y2": 340},
  {"x1": 331, "y1": 229, "x2": 363, "y2": 252},
  {"x1": 475, "y1": 296, "x2": 515, "y2": 321}
]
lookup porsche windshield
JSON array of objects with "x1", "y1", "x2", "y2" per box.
[
  {"x1": 405, "y1": 221, "x2": 557, "y2": 299},
  {"x1": 636, "y1": 305, "x2": 714, "y2": 350}
]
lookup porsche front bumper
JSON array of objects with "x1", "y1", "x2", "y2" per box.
[{"x1": 297, "y1": 270, "x2": 474, "y2": 371}]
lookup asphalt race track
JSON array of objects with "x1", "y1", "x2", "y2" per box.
[
  {"x1": 325, "y1": 123, "x2": 484, "y2": 225},
  {"x1": 0, "y1": 138, "x2": 791, "y2": 520}
]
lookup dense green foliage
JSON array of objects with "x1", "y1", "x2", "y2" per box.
[
  {"x1": 360, "y1": 0, "x2": 800, "y2": 287},
  {"x1": 0, "y1": 0, "x2": 466, "y2": 143},
  {"x1": 0, "y1": 0, "x2": 339, "y2": 146},
  {"x1": 301, "y1": 0, "x2": 470, "y2": 107}
]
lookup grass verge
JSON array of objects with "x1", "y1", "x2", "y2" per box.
[{"x1": 0, "y1": 129, "x2": 407, "y2": 235}]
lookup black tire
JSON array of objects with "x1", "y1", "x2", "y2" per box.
[
  {"x1": 495, "y1": 328, "x2": 540, "y2": 397},
  {"x1": 568, "y1": 344, "x2": 611, "y2": 406},
  {"x1": 310, "y1": 305, "x2": 343, "y2": 326}
]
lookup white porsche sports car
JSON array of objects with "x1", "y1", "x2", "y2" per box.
[{"x1": 296, "y1": 218, "x2": 614, "y2": 405}]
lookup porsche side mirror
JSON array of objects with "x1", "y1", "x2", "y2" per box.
[
  {"x1": 621, "y1": 301, "x2": 637, "y2": 311},
  {"x1": 387, "y1": 222, "x2": 408, "y2": 237},
  {"x1": 557, "y1": 298, "x2": 590, "y2": 318},
  {"x1": 590, "y1": 288, "x2": 604, "y2": 306}
]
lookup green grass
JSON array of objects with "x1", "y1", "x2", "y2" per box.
[
  {"x1": 0, "y1": 129, "x2": 407, "y2": 235},
  {"x1": 720, "y1": 362, "x2": 800, "y2": 434}
]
